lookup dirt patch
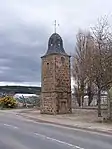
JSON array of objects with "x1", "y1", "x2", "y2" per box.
[{"x1": 20, "y1": 108, "x2": 108, "y2": 123}]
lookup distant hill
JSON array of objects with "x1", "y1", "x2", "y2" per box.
[{"x1": 0, "y1": 85, "x2": 41, "y2": 95}]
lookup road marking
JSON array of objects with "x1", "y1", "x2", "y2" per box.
[
  {"x1": 3, "y1": 123, "x2": 19, "y2": 129},
  {"x1": 6, "y1": 113, "x2": 112, "y2": 138},
  {"x1": 34, "y1": 132, "x2": 84, "y2": 149},
  {"x1": 23, "y1": 118, "x2": 112, "y2": 138}
]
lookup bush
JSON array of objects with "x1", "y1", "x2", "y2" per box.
[
  {"x1": 0, "y1": 96, "x2": 17, "y2": 109},
  {"x1": 15, "y1": 95, "x2": 40, "y2": 107}
]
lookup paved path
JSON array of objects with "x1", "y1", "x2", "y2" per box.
[
  {"x1": 0, "y1": 112, "x2": 112, "y2": 149},
  {"x1": 18, "y1": 109, "x2": 112, "y2": 134}
]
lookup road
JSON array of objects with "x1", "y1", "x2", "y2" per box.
[{"x1": 0, "y1": 111, "x2": 112, "y2": 149}]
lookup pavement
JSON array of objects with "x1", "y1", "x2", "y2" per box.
[
  {"x1": 0, "y1": 110, "x2": 112, "y2": 149},
  {"x1": 16, "y1": 109, "x2": 112, "y2": 135}
]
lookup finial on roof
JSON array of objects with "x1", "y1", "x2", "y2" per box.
[{"x1": 54, "y1": 20, "x2": 59, "y2": 33}]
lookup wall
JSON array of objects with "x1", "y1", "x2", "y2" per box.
[{"x1": 41, "y1": 54, "x2": 72, "y2": 114}]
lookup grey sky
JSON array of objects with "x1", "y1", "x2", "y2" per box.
[{"x1": 0, "y1": 0, "x2": 112, "y2": 86}]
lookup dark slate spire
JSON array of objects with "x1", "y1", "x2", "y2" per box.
[{"x1": 45, "y1": 33, "x2": 67, "y2": 56}]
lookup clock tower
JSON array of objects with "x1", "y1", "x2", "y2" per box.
[{"x1": 41, "y1": 33, "x2": 72, "y2": 114}]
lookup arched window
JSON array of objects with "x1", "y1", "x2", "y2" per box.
[{"x1": 61, "y1": 57, "x2": 65, "y2": 64}]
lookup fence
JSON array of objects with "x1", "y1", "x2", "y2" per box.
[{"x1": 72, "y1": 94, "x2": 107, "y2": 108}]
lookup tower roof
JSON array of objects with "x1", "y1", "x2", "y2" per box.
[{"x1": 44, "y1": 33, "x2": 67, "y2": 56}]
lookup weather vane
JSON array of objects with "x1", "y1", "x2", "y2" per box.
[{"x1": 54, "y1": 20, "x2": 59, "y2": 33}]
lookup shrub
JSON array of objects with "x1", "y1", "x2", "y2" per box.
[{"x1": 0, "y1": 96, "x2": 17, "y2": 109}]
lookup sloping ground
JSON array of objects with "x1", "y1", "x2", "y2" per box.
[
  {"x1": 21, "y1": 108, "x2": 107, "y2": 123},
  {"x1": 18, "y1": 108, "x2": 112, "y2": 134}
]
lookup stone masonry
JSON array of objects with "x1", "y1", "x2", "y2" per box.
[{"x1": 41, "y1": 33, "x2": 72, "y2": 114}]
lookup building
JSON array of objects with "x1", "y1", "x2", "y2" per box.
[{"x1": 41, "y1": 32, "x2": 72, "y2": 114}]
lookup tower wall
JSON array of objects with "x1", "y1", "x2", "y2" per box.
[
  {"x1": 41, "y1": 55, "x2": 56, "y2": 114},
  {"x1": 55, "y1": 55, "x2": 72, "y2": 114},
  {"x1": 41, "y1": 54, "x2": 72, "y2": 114}
]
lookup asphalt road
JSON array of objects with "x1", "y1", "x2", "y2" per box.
[{"x1": 0, "y1": 111, "x2": 112, "y2": 149}]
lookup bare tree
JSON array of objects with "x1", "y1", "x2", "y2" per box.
[
  {"x1": 90, "y1": 17, "x2": 112, "y2": 116},
  {"x1": 83, "y1": 33, "x2": 95, "y2": 106},
  {"x1": 72, "y1": 17, "x2": 112, "y2": 116},
  {"x1": 72, "y1": 30, "x2": 93, "y2": 107}
]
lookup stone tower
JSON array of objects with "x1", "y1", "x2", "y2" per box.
[{"x1": 41, "y1": 33, "x2": 72, "y2": 114}]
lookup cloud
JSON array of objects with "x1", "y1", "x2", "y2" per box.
[
  {"x1": 0, "y1": 25, "x2": 48, "y2": 84},
  {"x1": 0, "y1": 0, "x2": 112, "y2": 86}
]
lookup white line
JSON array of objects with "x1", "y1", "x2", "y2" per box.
[
  {"x1": 3, "y1": 123, "x2": 18, "y2": 129},
  {"x1": 25, "y1": 118, "x2": 112, "y2": 138},
  {"x1": 16, "y1": 115, "x2": 112, "y2": 137},
  {"x1": 34, "y1": 132, "x2": 84, "y2": 149},
  {"x1": 4, "y1": 124, "x2": 11, "y2": 127}
]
